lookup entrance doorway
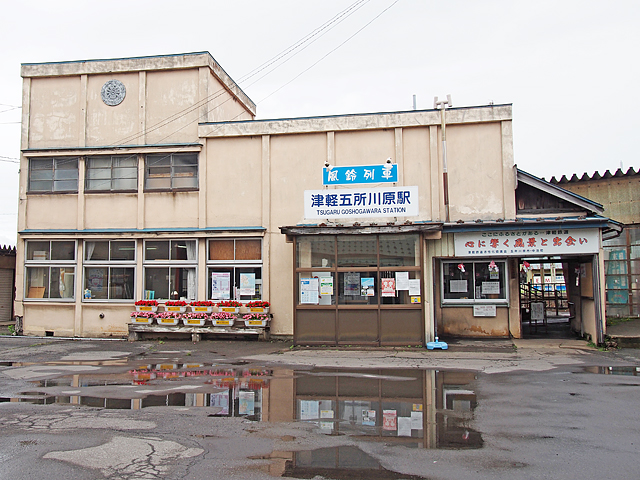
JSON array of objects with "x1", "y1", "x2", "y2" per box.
[{"x1": 519, "y1": 259, "x2": 574, "y2": 338}]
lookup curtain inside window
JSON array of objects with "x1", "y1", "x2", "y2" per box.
[{"x1": 85, "y1": 242, "x2": 95, "y2": 261}]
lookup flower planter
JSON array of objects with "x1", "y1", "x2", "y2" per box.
[
  {"x1": 182, "y1": 317, "x2": 206, "y2": 326},
  {"x1": 157, "y1": 317, "x2": 180, "y2": 325},
  {"x1": 190, "y1": 306, "x2": 213, "y2": 313},
  {"x1": 164, "y1": 306, "x2": 187, "y2": 313},
  {"x1": 218, "y1": 306, "x2": 239, "y2": 314},
  {"x1": 212, "y1": 318, "x2": 235, "y2": 327},
  {"x1": 248, "y1": 307, "x2": 269, "y2": 314},
  {"x1": 136, "y1": 305, "x2": 158, "y2": 312},
  {"x1": 131, "y1": 316, "x2": 154, "y2": 324},
  {"x1": 243, "y1": 318, "x2": 268, "y2": 327}
]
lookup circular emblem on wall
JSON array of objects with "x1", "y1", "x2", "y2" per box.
[{"x1": 101, "y1": 79, "x2": 126, "y2": 106}]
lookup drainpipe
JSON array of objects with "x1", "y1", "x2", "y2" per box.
[{"x1": 434, "y1": 95, "x2": 452, "y2": 223}]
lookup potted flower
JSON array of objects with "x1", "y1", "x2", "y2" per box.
[
  {"x1": 182, "y1": 311, "x2": 208, "y2": 326},
  {"x1": 164, "y1": 300, "x2": 187, "y2": 313},
  {"x1": 210, "y1": 311, "x2": 236, "y2": 326},
  {"x1": 242, "y1": 312, "x2": 269, "y2": 327},
  {"x1": 155, "y1": 311, "x2": 181, "y2": 326},
  {"x1": 189, "y1": 300, "x2": 214, "y2": 313},
  {"x1": 217, "y1": 300, "x2": 242, "y2": 313},
  {"x1": 246, "y1": 300, "x2": 270, "y2": 313},
  {"x1": 130, "y1": 310, "x2": 156, "y2": 324},
  {"x1": 135, "y1": 300, "x2": 159, "y2": 312}
]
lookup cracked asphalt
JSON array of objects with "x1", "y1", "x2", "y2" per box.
[{"x1": 0, "y1": 336, "x2": 639, "y2": 480}]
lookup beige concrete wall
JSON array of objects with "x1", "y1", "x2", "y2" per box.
[
  {"x1": 206, "y1": 136, "x2": 263, "y2": 227},
  {"x1": 446, "y1": 122, "x2": 508, "y2": 221},
  {"x1": 81, "y1": 305, "x2": 132, "y2": 337},
  {"x1": 28, "y1": 77, "x2": 81, "y2": 148},
  {"x1": 86, "y1": 73, "x2": 140, "y2": 146},
  {"x1": 439, "y1": 306, "x2": 510, "y2": 337},
  {"x1": 145, "y1": 69, "x2": 199, "y2": 144},
  {"x1": 144, "y1": 192, "x2": 199, "y2": 229},
  {"x1": 26, "y1": 195, "x2": 78, "y2": 229},
  {"x1": 85, "y1": 194, "x2": 138, "y2": 229},
  {"x1": 403, "y1": 127, "x2": 433, "y2": 221},
  {"x1": 23, "y1": 304, "x2": 75, "y2": 336}
]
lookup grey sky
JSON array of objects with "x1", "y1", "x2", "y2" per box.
[{"x1": 0, "y1": 0, "x2": 638, "y2": 247}]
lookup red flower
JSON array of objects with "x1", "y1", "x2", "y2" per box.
[{"x1": 135, "y1": 300, "x2": 158, "y2": 306}]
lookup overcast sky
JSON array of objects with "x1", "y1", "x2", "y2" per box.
[{"x1": 0, "y1": 0, "x2": 638, "y2": 247}]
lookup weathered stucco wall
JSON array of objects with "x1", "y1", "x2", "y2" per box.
[
  {"x1": 144, "y1": 192, "x2": 199, "y2": 229},
  {"x1": 26, "y1": 195, "x2": 78, "y2": 230},
  {"x1": 85, "y1": 194, "x2": 138, "y2": 230}
]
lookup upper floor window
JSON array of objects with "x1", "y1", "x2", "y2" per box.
[
  {"x1": 144, "y1": 153, "x2": 198, "y2": 191},
  {"x1": 85, "y1": 155, "x2": 138, "y2": 192},
  {"x1": 28, "y1": 157, "x2": 79, "y2": 193}
]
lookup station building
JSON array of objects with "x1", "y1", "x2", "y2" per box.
[{"x1": 14, "y1": 52, "x2": 620, "y2": 345}]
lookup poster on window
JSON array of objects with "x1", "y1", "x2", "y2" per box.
[
  {"x1": 381, "y1": 278, "x2": 396, "y2": 297},
  {"x1": 300, "y1": 400, "x2": 319, "y2": 421},
  {"x1": 211, "y1": 272, "x2": 231, "y2": 299},
  {"x1": 409, "y1": 279, "x2": 421, "y2": 296},
  {"x1": 238, "y1": 391, "x2": 255, "y2": 416},
  {"x1": 398, "y1": 417, "x2": 412, "y2": 437},
  {"x1": 450, "y1": 280, "x2": 468, "y2": 293},
  {"x1": 320, "y1": 276, "x2": 334, "y2": 295},
  {"x1": 209, "y1": 391, "x2": 230, "y2": 415},
  {"x1": 395, "y1": 271, "x2": 410, "y2": 290},
  {"x1": 382, "y1": 410, "x2": 397, "y2": 431},
  {"x1": 344, "y1": 273, "x2": 360, "y2": 296},
  {"x1": 362, "y1": 410, "x2": 376, "y2": 426},
  {"x1": 239, "y1": 273, "x2": 256, "y2": 296},
  {"x1": 300, "y1": 278, "x2": 319, "y2": 304},
  {"x1": 481, "y1": 282, "x2": 500, "y2": 294},
  {"x1": 361, "y1": 277, "x2": 375, "y2": 296}
]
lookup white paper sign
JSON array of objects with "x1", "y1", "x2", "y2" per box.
[
  {"x1": 395, "y1": 272, "x2": 410, "y2": 290},
  {"x1": 398, "y1": 417, "x2": 412, "y2": 437},
  {"x1": 409, "y1": 279, "x2": 421, "y2": 296},
  {"x1": 473, "y1": 305, "x2": 497, "y2": 317},
  {"x1": 411, "y1": 411, "x2": 423, "y2": 430},
  {"x1": 300, "y1": 278, "x2": 319, "y2": 304},
  {"x1": 300, "y1": 400, "x2": 319, "y2": 420},
  {"x1": 320, "y1": 277, "x2": 334, "y2": 295},
  {"x1": 481, "y1": 281, "x2": 500, "y2": 294},
  {"x1": 450, "y1": 280, "x2": 468, "y2": 293},
  {"x1": 239, "y1": 273, "x2": 255, "y2": 296}
]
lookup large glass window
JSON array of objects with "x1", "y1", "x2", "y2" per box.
[
  {"x1": 144, "y1": 153, "x2": 198, "y2": 191},
  {"x1": 83, "y1": 240, "x2": 135, "y2": 300},
  {"x1": 143, "y1": 240, "x2": 197, "y2": 300},
  {"x1": 25, "y1": 240, "x2": 76, "y2": 300},
  {"x1": 295, "y1": 234, "x2": 421, "y2": 306},
  {"x1": 442, "y1": 260, "x2": 508, "y2": 304},
  {"x1": 85, "y1": 155, "x2": 137, "y2": 192},
  {"x1": 28, "y1": 157, "x2": 79, "y2": 193},
  {"x1": 207, "y1": 239, "x2": 263, "y2": 301}
]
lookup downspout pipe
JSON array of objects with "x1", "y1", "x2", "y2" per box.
[{"x1": 434, "y1": 95, "x2": 452, "y2": 223}]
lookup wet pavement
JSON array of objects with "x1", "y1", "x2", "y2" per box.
[{"x1": 0, "y1": 337, "x2": 639, "y2": 479}]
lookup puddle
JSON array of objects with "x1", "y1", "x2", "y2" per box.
[
  {"x1": 581, "y1": 366, "x2": 640, "y2": 376},
  {"x1": 0, "y1": 362, "x2": 482, "y2": 450},
  {"x1": 253, "y1": 445, "x2": 428, "y2": 479}
]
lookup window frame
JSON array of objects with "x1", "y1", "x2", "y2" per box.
[
  {"x1": 24, "y1": 240, "x2": 77, "y2": 301},
  {"x1": 85, "y1": 155, "x2": 138, "y2": 193},
  {"x1": 143, "y1": 239, "x2": 198, "y2": 301},
  {"x1": 207, "y1": 238, "x2": 263, "y2": 302},
  {"x1": 441, "y1": 259, "x2": 509, "y2": 305},
  {"x1": 28, "y1": 157, "x2": 79, "y2": 193},
  {"x1": 83, "y1": 240, "x2": 136, "y2": 301},
  {"x1": 144, "y1": 152, "x2": 198, "y2": 192}
]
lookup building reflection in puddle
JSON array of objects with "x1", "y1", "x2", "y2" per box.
[{"x1": 2, "y1": 364, "x2": 481, "y2": 449}]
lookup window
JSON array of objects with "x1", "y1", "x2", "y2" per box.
[
  {"x1": 442, "y1": 260, "x2": 508, "y2": 304},
  {"x1": 145, "y1": 153, "x2": 198, "y2": 191},
  {"x1": 28, "y1": 157, "x2": 79, "y2": 193},
  {"x1": 85, "y1": 155, "x2": 138, "y2": 192},
  {"x1": 208, "y1": 239, "x2": 262, "y2": 301},
  {"x1": 83, "y1": 240, "x2": 135, "y2": 300},
  {"x1": 295, "y1": 234, "x2": 421, "y2": 306},
  {"x1": 143, "y1": 240, "x2": 197, "y2": 300},
  {"x1": 25, "y1": 240, "x2": 76, "y2": 300}
]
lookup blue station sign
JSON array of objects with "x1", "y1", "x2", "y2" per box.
[{"x1": 323, "y1": 164, "x2": 397, "y2": 185}]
